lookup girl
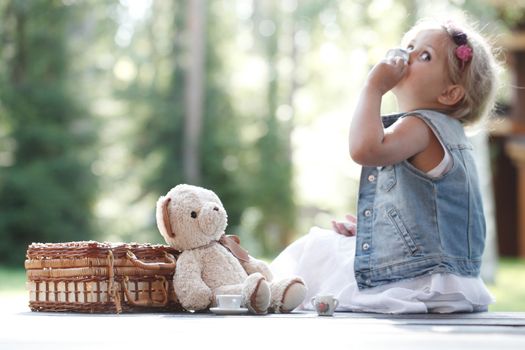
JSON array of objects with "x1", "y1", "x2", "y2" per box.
[{"x1": 270, "y1": 19, "x2": 499, "y2": 313}]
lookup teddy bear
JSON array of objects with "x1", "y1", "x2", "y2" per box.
[{"x1": 155, "y1": 184, "x2": 307, "y2": 314}]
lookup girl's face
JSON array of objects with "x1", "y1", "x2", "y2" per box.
[{"x1": 392, "y1": 29, "x2": 453, "y2": 111}]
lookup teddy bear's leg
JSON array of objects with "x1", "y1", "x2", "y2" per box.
[
  {"x1": 242, "y1": 272, "x2": 270, "y2": 314},
  {"x1": 268, "y1": 277, "x2": 307, "y2": 313},
  {"x1": 173, "y1": 279, "x2": 213, "y2": 311}
]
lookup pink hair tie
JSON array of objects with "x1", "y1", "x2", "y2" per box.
[
  {"x1": 456, "y1": 45, "x2": 473, "y2": 63},
  {"x1": 451, "y1": 31, "x2": 473, "y2": 69}
]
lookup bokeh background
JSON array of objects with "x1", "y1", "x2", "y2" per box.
[{"x1": 1, "y1": 0, "x2": 524, "y2": 311}]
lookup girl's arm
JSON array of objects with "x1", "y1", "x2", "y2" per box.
[{"x1": 349, "y1": 59, "x2": 432, "y2": 167}]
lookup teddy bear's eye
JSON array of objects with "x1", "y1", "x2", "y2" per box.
[{"x1": 191, "y1": 211, "x2": 198, "y2": 219}]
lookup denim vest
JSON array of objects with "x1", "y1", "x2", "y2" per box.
[{"x1": 354, "y1": 109, "x2": 486, "y2": 290}]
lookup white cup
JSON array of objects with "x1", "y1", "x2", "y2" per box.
[
  {"x1": 215, "y1": 294, "x2": 242, "y2": 309},
  {"x1": 311, "y1": 295, "x2": 339, "y2": 316},
  {"x1": 385, "y1": 48, "x2": 409, "y2": 63}
]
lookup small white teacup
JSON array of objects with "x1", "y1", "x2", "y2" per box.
[
  {"x1": 385, "y1": 48, "x2": 409, "y2": 64},
  {"x1": 215, "y1": 294, "x2": 243, "y2": 309},
  {"x1": 311, "y1": 295, "x2": 339, "y2": 316}
]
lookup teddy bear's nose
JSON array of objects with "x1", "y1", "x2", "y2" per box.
[{"x1": 213, "y1": 206, "x2": 219, "y2": 211}]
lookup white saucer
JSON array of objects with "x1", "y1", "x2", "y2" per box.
[{"x1": 209, "y1": 307, "x2": 249, "y2": 315}]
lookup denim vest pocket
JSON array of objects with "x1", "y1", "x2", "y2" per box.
[
  {"x1": 387, "y1": 207, "x2": 418, "y2": 255},
  {"x1": 379, "y1": 166, "x2": 396, "y2": 191}
]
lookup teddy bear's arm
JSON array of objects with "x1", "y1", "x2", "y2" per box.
[
  {"x1": 174, "y1": 251, "x2": 213, "y2": 310},
  {"x1": 240, "y1": 257, "x2": 273, "y2": 282}
]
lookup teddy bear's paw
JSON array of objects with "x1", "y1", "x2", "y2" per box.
[
  {"x1": 269, "y1": 277, "x2": 307, "y2": 313},
  {"x1": 242, "y1": 273, "x2": 270, "y2": 314}
]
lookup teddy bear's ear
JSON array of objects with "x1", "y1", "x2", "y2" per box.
[{"x1": 160, "y1": 197, "x2": 175, "y2": 238}]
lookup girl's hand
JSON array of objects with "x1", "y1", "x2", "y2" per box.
[
  {"x1": 366, "y1": 57, "x2": 407, "y2": 95},
  {"x1": 331, "y1": 214, "x2": 357, "y2": 237}
]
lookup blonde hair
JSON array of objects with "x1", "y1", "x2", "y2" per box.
[{"x1": 402, "y1": 19, "x2": 500, "y2": 125}]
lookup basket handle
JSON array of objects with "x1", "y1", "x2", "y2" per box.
[
  {"x1": 122, "y1": 276, "x2": 170, "y2": 307},
  {"x1": 126, "y1": 250, "x2": 176, "y2": 270}
]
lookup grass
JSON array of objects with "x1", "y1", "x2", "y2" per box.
[
  {"x1": 2, "y1": 259, "x2": 524, "y2": 311},
  {"x1": 0, "y1": 266, "x2": 27, "y2": 296},
  {"x1": 487, "y1": 258, "x2": 525, "y2": 312}
]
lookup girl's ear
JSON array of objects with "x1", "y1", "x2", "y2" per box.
[{"x1": 438, "y1": 84, "x2": 465, "y2": 106}]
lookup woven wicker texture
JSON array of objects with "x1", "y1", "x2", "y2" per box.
[{"x1": 25, "y1": 241, "x2": 182, "y2": 313}]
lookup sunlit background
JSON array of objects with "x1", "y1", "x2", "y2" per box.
[{"x1": 1, "y1": 0, "x2": 525, "y2": 311}]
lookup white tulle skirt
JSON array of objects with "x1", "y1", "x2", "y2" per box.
[{"x1": 270, "y1": 227, "x2": 495, "y2": 314}]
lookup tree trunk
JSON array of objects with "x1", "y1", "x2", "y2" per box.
[{"x1": 184, "y1": 0, "x2": 206, "y2": 184}]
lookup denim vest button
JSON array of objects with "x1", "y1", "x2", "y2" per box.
[
  {"x1": 364, "y1": 209, "x2": 372, "y2": 217},
  {"x1": 362, "y1": 243, "x2": 370, "y2": 251},
  {"x1": 367, "y1": 174, "x2": 376, "y2": 182}
]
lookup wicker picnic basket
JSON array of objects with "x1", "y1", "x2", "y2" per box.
[{"x1": 25, "y1": 241, "x2": 183, "y2": 313}]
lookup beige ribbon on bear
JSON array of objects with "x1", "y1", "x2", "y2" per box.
[
  {"x1": 188, "y1": 234, "x2": 250, "y2": 263},
  {"x1": 219, "y1": 235, "x2": 250, "y2": 262}
]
